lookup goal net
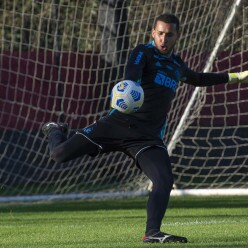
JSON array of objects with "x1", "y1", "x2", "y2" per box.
[{"x1": 0, "y1": 0, "x2": 247, "y2": 202}]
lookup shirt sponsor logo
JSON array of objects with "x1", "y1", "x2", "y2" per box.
[{"x1": 154, "y1": 71, "x2": 178, "y2": 92}]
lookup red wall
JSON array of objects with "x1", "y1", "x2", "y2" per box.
[
  {"x1": 0, "y1": 51, "x2": 108, "y2": 130},
  {"x1": 1, "y1": 50, "x2": 248, "y2": 131}
]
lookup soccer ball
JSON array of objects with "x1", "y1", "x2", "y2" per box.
[{"x1": 111, "y1": 80, "x2": 144, "y2": 114}]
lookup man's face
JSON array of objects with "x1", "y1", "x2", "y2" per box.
[{"x1": 152, "y1": 21, "x2": 179, "y2": 55}]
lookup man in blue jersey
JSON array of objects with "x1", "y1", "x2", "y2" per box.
[{"x1": 42, "y1": 13, "x2": 248, "y2": 243}]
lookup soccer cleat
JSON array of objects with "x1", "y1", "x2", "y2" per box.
[
  {"x1": 42, "y1": 122, "x2": 68, "y2": 136},
  {"x1": 142, "y1": 231, "x2": 188, "y2": 243}
]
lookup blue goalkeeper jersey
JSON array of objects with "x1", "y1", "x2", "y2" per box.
[{"x1": 110, "y1": 41, "x2": 229, "y2": 138}]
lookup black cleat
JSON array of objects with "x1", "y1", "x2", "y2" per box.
[
  {"x1": 142, "y1": 231, "x2": 188, "y2": 243},
  {"x1": 42, "y1": 122, "x2": 68, "y2": 136}
]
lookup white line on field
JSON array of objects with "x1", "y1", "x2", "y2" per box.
[{"x1": 162, "y1": 219, "x2": 248, "y2": 226}]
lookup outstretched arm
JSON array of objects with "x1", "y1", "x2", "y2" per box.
[
  {"x1": 183, "y1": 69, "x2": 248, "y2": 86},
  {"x1": 183, "y1": 69, "x2": 228, "y2": 86}
]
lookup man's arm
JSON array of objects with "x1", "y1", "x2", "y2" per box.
[
  {"x1": 182, "y1": 68, "x2": 248, "y2": 86},
  {"x1": 125, "y1": 44, "x2": 147, "y2": 83},
  {"x1": 182, "y1": 69, "x2": 229, "y2": 86}
]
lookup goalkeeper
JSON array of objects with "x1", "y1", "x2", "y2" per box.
[{"x1": 42, "y1": 13, "x2": 248, "y2": 244}]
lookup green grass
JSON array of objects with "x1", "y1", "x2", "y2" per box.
[{"x1": 0, "y1": 196, "x2": 247, "y2": 248}]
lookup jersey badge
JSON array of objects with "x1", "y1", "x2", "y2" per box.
[
  {"x1": 83, "y1": 127, "x2": 93, "y2": 134},
  {"x1": 155, "y1": 61, "x2": 162, "y2": 67}
]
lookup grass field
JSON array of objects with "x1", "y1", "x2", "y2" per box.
[{"x1": 0, "y1": 195, "x2": 247, "y2": 248}]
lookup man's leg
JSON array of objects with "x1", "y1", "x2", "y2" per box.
[
  {"x1": 43, "y1": 123, "x2": 101, "y2": 163},
  {"x1": 137, "y1": 147, "x2": 173, "y2": 235},
  {"x1": 137, "y1": 146, "x2": 187, "y2": 243}
]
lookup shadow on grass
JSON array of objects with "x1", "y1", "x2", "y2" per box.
[{"x1": 0, "y1": 196, "x2": 247, "y2": 213}]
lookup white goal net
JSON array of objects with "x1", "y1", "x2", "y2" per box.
[{"x1": 0, "y1": 0, "x2": 248, "y2": 202}]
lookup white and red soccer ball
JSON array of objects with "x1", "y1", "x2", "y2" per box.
[{"x1": 111, "y1": 80, "x2": 144, "y2": 114}]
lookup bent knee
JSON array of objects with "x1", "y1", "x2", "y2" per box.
[{"x1": 50, "y1": 146, "x2": 68, "y2": 163}]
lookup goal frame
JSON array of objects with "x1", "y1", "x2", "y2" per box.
[{"x1": 1, "y1": 0, "x2": 248, "y2": 203}]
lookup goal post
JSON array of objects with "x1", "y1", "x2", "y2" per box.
[
  {"x1": 164, "y1": 0, "x2": 248, "y2": 195},
  {"x1": 168, "y1": 0, "x2": 248, "y2": 194},
  {"x1": 168, "y1": 0, "x2": 241, "y2": 156},
  {"x1": 0, "y1": 0, "x2": 248, "y2": 202}
]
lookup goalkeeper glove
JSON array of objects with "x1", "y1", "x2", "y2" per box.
[{"x1": 228, "y1": 71, "x2": 248, "y2": 83}]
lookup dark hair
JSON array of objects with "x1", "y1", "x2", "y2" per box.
[{"x1": 153, "y1": 13, "x2": 180, "y2": 32}]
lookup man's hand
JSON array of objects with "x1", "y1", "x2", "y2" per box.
[{"x1": 228, "y1": 71, "x2": 248, "y2": 83}]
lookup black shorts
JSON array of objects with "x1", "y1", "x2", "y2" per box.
[{"x1": 78, "y1": 114, "x2": 166, "y2": 160}]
